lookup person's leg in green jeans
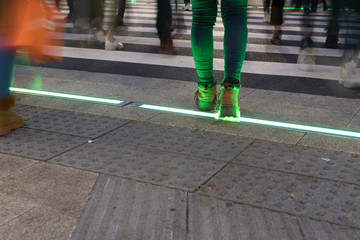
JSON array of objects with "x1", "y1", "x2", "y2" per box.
[{"x1": 191, "y1": 0, "x2": 248, "y2": 118}]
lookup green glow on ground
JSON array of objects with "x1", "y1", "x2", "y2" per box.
[
  {"x1": 10, "y1": 88, "x2": 123, "y2": 105},
  {"x1": 140, "y1": 104, "x2": 216, "y2": 118},
  {"x1": 139, "y1": 104, "x2": 360, "y2": 139}
]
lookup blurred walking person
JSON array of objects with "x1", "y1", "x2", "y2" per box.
[
  {"x1": 338, "y1": 1, "x2": 360, "y2": 88},
  {"x1": 297, "y1": 0, "x2": 316, "y2": 71},
  {"x1": 157, "y1": 0, "x2": 177, "y2": 54},
  {"x1": 73, "y1": 0, "x2": 105, "y2": 42},
  {"x1": 192, "y1": 0, "x2": 248, "y2": 119},
  {"x1": 269, "y1": 0, "x2": 285, "y2": 45},
  {"x1": 0, "y1": 0, "x2": 63, "y2": 135},
  {"x1": 105, "y1": 0, "x2": 127, "y2": 50},
  {"x1": 183, "y1": 0, "x2": 191, "y2": 11}
]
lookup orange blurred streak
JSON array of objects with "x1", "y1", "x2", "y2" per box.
[{"x1": 0, "y1": 0, "x2": 65, "y2": 62}]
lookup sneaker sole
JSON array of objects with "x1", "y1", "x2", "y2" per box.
[{"x1": 219, "y1": 105, "x2": 240, "y2": 118}]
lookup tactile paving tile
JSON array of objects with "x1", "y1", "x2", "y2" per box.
[
  {"x1": 235, "y1": 140, "x2": 360, "y2": 185},
  {"x1": 13, "y1": 104, "x2": 31, "y2": 112},
  {"x1": 0, "y1": 128, "x2": 87, "y2": 161},
  {"x1": 49, "y1": 139, "x2": 226, "y2": 191},
  {"x1": 101, "y1": 121, "x2": 254, "y2": 162},
  {"x1": 199, "y1": 164, "x2": 360, "y2": 228},
  {"x1": 18, "y1": 106, "x2": 130, "y2": 138},
  {"x1": 72, "y1": 175, "x2": 187, "y2": 240}
]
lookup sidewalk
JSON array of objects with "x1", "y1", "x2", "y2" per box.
[{"x1": 0, "y1": 66, "x2": 360, "y2": 239}]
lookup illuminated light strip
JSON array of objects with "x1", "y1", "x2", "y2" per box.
[
  {"x1": 138, "y1": 104, "x2": 360, "y2": 139},
  {"x1": 10, "y1": 87, "x2": 124, "y2": 105},
  {"x1": 140, "y1": 104, "x2": 216, "y2": 118}
]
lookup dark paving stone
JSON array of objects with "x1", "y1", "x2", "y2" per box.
[
  {"x1": 18, "y1": 106, "x2": 130, "y2": 138},
  {"x1": 235, "y1": 140, "x2": 360, "y2": 185},
  {"x1": 199, "y1": 164, "x2": 360, "y2": 228},
  {"x1": 72, "y1": 175, "x2": 187, "y2": 240},
  {"x1": 49, "y1": 139, "x2": 226, "y2": 191},
  {"x1": 0, "y1": 128, "x2": 87, "y2": 161},
  {"x1": 101, "y1": 121, "x2": 254, "y2": 162}
]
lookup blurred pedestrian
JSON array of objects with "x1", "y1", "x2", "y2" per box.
[
  {"x1": 269, "y1": 0, "x2": 285, "y2": 45},
  {"x1": 184, "y1": 0, "x2": 191, "y2": 11},
  {"x1": 65, "y1": 0, "x2": 74, "y2": 22},
  {"x1": 73, "y1": 0, "x2": 105, "y2": 42},
  {"x1": 157, "y1": 0, "x2": 177, "y2": 54},
  {"x1": 192, "y1": 0, "x2": 248, "y2": 119},
  {"x1": 105, "y1": 0, "x2": 127, "y2": 50},
  {"x1": 297, "y1": 0, "x2": 316, "y2": 71},
  {"x1": 339, "y1": 2, "x2": 360, "y2": 88},
  {"x1": 263, "y1": 0, "x2": 270, "y2": 23},
  {"x1": 0, "y1": 0, "x2": 63, "y2": 135}
]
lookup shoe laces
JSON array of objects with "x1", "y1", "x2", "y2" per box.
[{"x1": 195, "y1": 85, "x2": 217, "y2": 102}]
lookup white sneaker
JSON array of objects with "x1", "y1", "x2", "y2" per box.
[
  {"x1": 184, "y1": 3, "x2": 190, "y2": 11},
  {"x1": 105, "y1": 38, "x2": 124, "y2": 50},
  {"x1": 340, "y1": 61, "x2": 360, "y2": 88},
  {"x1": 263, "y1": 11, "x2": 270, "y2": 23},
  {"x1": 95, "y1": 31, "x2": 105, "y2": 42},
  {"x1": 297, "y1": 48, "x2": 316, "y2": 71}
]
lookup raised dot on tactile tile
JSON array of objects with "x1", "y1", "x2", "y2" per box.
[
  {"x1": 316, "y1": 212, "x2": 326, "y2": 217},
  {"x1": 295, "y1": 206, "x2": 306, "y2": 213},
  {"x1": 342, "y1": 208, "x2": 353, "y2": 213},
  {"x1": 274, "y1": 203, "x2": 285, "y2": 208},
  {"x1": 321, "y1": 204, "x2": 331, "y2": 209},
  {"x1": 350, "y1": 193, "x2": 360, "y2": 198},
  {"x1": 339, "y1": 216, "x2": 348, "y2": 222},
  {"x1": 325, "y1": 196, "x2": 335, "y2": 201}
]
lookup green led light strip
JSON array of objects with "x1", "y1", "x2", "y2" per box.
[
  {"x1": 139, "y1": 104, "x2": 360, "y2": 139},
  {"x1": 10, "y1": 87, "x2": 123, "y2": 105}
]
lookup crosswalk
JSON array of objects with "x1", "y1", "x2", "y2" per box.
[{"x1": 41, "y1": 1, "x2": 360, "y2": 98}]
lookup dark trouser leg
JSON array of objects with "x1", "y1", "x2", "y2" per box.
[
  {"x1": 0, "y1": 47, "x2": 14, "y2": 99},
  {"x1": 116, "y1": 0, "x2": 126, "y2": 25},
  {"x1": 67, "y1": 0, "x2": 74, "y2": 18},
  {"x1": 157, "y1": 0, "x2": 173, "y2": 46}
]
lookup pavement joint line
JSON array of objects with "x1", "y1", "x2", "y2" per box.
[
  {"x1": 231, "y1": 161, "x2": 360, "y2": 186},
  {"x1": 196, "y1": 192, "x2": 360, "y2": 231},
  {"x1": 0, "y1": 161, "x2": 40, "y2": 181},
  {"x1": 192, "y1": 139, "x2": 258, "y2": 194},
  {"x1": 0, "y1": 207, "x2": 36, "y2": 228}
]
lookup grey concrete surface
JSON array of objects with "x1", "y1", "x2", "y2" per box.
[
  {"x1": 0, "y1": 162, "x2": 98, "y2": 240},
  {"x1": 2, "y1": 66, "x2": 360, "y2": 239}
]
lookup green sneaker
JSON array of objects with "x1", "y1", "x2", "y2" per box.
[
  {"x1": 195, "y1": 84, "x2": 217, "y2": 111},
  {"x1": 216, "y1": 85, "x2": 240, "y2": 120}
]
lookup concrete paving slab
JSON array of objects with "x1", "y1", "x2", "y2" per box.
[
  {"x1": 100, "y1": 121, "x2": 254, "y2": 162},
  {"x1": 198, "y1": 164, "x2": 360, "y2": 228},
  {"x1": 235, "y1": 140, "x2": 360, "y2": 185},
  {"x1": 145, "y1": 112, "x2": 217, "y2": 131},
  {"x1": 242, "y1": 89, "x2": 360, "y2": 114},
  {"x1": 0, "y1": 162, "x2": 98, "y2": 219},
  {"x1": 0, "y1": 128, "x2": 88, "y2": 161},
  {"x1": 207, "y1": 120, "x2": 305, "y2": 145},
  {"x1": 0, "y1": 195, "x2": 36, "y2": 227},
  {"x1": 50, "y1": 140, "x2": 226, "y2": 191},
  {"x1": 0, "y1": 154, "x2": 38, "y2": 180},
  {"x1": 188, "y1": 194, "x2": 360, "y2": 240},
  {"x1": 72, "y1": 175, "x2": 187, "y2": 240},
  {"x1": 239, "y1": 103, "x2": 354, "y2": 130},
  {"x1": 347, "y1": 112, "x2": 360, "y2": 132},
  {"x1": 0, "y1": 207, "x2": 78, "y2": 240},
  {"x1": 298, "y1": 133, "x2": 360, "y2": 154},
  {"x1": 189, "y1": 194, "x2": 305, "y2": 240}
]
